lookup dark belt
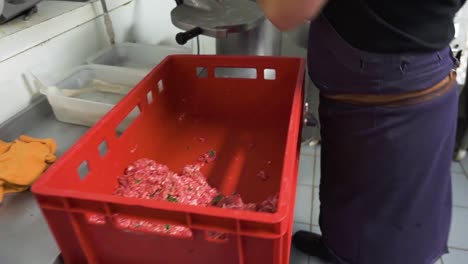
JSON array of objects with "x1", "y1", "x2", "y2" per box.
[{"x1": 321, "y1": 71, "x2": 457, "y2": 107}]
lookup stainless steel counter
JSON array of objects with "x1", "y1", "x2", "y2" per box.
[{"x1": 0, "y1": 97, "x2": 89, "y2": 264}]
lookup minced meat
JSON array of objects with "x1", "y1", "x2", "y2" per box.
[{"x1": 89, "y1": 150, "x2": 279, "y2": 238}]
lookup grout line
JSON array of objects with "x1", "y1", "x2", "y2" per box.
[
  {"x1": 449, "y1": 246, "x2": 468, "y2": 252},
  {"x1": 0, "y1": 0, "x2": 133, "y2": 64},
  {"x1": 459, "y1": 161, "x2": 468, "y2": 179},
  {"x1": 313, "y1": 148, "x2": 318, "y2": 187},
  {"x1": 312, "y1": 153, "x2": 320, "y2": 227},
  {"x1": 452, "y1": 170, "x2": 468, "y2": 209},
  {"x1": 310, "y1": 156, "x2": 317, "y2": 227},
  {"x1": 294, "y1": 220, "x2": 312, "y2": 226},
  {"x1": 314, "y1": 155, "x2": 320, "y2": 187},
  {"x1": 453, "y1": 204, "x2": 468, "y2": 209},
  {"x1": 451, "y1": 169, "x2": 465, "y2": 175},
  {"x1": 313, "y1": 151, "x2": 317, "y2": 182},
  {"x1": 300, "y1": 147, "x2": 317, "y2": 157},
  {"x1": 0, "y1": 1, "x2": 89, "y2": 39},
  {"x1": 310, "y1": 186, "x2": 316, "y2": 228}
]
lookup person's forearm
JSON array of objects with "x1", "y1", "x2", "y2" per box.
[{"x1": 258, "y1": 0, "x2": 327, "y2": 31}]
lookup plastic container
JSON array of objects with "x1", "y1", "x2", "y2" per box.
[
  {"x1": 86, "y1": 42, "x2": 193, "y2": 70},
  {"x1": 33, "y1": 55, "x2": 305, "y2": 264},
  {"x1": 40, "y1": 65, "x2": 147, "y2": 130}
]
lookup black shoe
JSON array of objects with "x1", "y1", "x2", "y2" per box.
[{"x1": 292, "y1": 231, "x2": 334, "y2": 262}]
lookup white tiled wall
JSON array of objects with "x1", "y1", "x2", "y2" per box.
[{"x1": 132, "y1": 0, "x2": 215, "y2": 54}]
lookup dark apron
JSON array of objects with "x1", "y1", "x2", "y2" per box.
[{"x1": 308, "y1": 15, "x2": 458, "y2": 264}]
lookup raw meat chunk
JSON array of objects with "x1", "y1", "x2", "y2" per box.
[{"x1": 88, "y1": 151, "x2": 279, "y2": 239}]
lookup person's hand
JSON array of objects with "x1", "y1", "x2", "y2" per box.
[{"x1": 257, "y1": 0, "x2": 327, "y2": 31}]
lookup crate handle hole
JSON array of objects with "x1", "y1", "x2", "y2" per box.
[
  {"x1": 115, "y1": 105, "x2": 141, "y2": 138},
  {"x1": 78, "y1": 160, "x2": 89, "y2": 180},
  {"x1": 147, "y1": 90, "x2": 154, "y2": 104},
  {"x1": 98, "y1": 140, "x2": 108, "y2": 157},
  {"x1": 196, "y1": 67, "x2": 208, "y2": 78},
  {"x1": 205, "y1": 231, "x2": 230, "y2": 243},
  {"x1": 158, "y1": 80, "x2": 164, "y2": 93},
  {"x1": 264, "y1": 69, "x2": 276, "y2": 80},
  {"x1": 214, "y1": 67, "x2": 257, "y2": 79},
  {"x1": 86, "y1": 213, "x2": 107, "y2": 225}
]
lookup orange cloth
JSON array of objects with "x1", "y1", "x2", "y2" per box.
[{"x1": 0, "y1": 135, "x2": 57, "y2": 203}]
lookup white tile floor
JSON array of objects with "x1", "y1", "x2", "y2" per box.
[
  {"x1": 291, "y1": 144, "x2": 468, "y2": 264},
  {"x1": 313, "y1": 155, "x2": 320, "y2": 187},
  {"x1": 299, "y1": 155, "x2": 315, "y2": 186},
  {"x1": 452, "y1": 173, "x2": 468, "y2": 207},
  {"x1": 294, "y1": 185, "x2": 313, "y2": 224}
]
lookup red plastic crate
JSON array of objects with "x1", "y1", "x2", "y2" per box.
[{"x1": 32, "y1": 55, "x2": 305, "y2": 264}]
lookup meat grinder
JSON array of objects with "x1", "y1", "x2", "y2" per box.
[{"x1": 171, "y1": 0, "x2": 282, "y2": 56}]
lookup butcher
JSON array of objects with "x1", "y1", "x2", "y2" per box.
[{"x1": 258, "y1": 0, "x2": 465, "y2": 263}]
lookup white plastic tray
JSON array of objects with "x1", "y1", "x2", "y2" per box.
[
  {"x1": 39, "y1": 65, "x2": 147, "y2": 131},
  {"x1": 86, "y1": 42, "x2": 193, "y2": 70}
]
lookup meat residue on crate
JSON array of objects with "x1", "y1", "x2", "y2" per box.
[
  {"x1": 257, "y1": 170, "x2": 269, "y2": 181},
  {"x1": 88, "y1": 150, "x2": 278, "y2": 239}
]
